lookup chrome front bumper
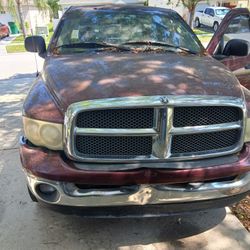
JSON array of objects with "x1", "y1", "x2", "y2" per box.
[{"x1": 26, "y1": 173, "x2": 250, "y2": 207}]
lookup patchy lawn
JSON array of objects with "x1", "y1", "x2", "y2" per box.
[
  {"x1": 231, "y1": 195, "x2": 250, "y2": 232},
  {"x1": 193, "y1": 28, "x2": 213, "y2": 46},
  {"x1": 6, "y1": 44, "x2": 26, "y2": 53},
  {"x1": 6, "y1": 23, "x2": 54, "y2": 53}
]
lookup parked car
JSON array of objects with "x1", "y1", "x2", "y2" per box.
[
  {"x1": 194, "y1": 7, "x2": 230, "y2": 31},
  {"x1": 20, "y1": 6, "x2": 250, "y2": 215},
  {"x1": 0, "y1": 22, "x2": 10, "y2": 39}
]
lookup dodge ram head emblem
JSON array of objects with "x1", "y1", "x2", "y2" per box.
[{"x1": 160, "y1": 96, "x2": 168, "y2": 104}]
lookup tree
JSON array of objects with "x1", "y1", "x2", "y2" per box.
[
  {"x1": 0, "y1": 0, "x2": 49, "y2": 38},
  {"x1": 47, "y1": 0, "x2": 60, "y2": 20},
  {"x1": 180, "y1": 0, "x2": 203, "y2": 27}
]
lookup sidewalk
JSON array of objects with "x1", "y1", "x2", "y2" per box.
[{"x1": 0, "y1": 52, "x2": 44, "y2": 79}]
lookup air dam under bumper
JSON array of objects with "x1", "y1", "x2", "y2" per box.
[{"x1": 20, "y1": 137, "x2": 250, "y2": 207}]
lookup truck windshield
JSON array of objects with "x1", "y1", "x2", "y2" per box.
[
  {"x1": 215, "y1": 9, "x2": 230, "y2": 16},
  {"x1": 53, "y1": 9, "x2": 202, "y2": 54}
]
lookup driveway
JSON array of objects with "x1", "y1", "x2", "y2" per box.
[{"x1": 0, "y1": 53, "x2": 249, "y2": 250}]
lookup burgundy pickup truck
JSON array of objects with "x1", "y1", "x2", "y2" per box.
[{"x1": 21, "y1": 6, "x2": 250, "y2": 215}]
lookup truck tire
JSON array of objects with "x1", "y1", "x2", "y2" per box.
[
  {"x1": 213, "y1": 22, "x2": 219, "y2": 32},
  {"x1": 195, "y1": 18, "x2": 200, "y2": 28}
]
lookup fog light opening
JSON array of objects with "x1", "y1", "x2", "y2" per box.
[
  {"x1": 36, "y1": 183, "x2": 60, "y2": 203},
  {"x1": 39, "y1": 184, "x2": 56, "y2": 194}
]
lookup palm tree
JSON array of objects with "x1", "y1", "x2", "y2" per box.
[{"x1": 0, "y1": 0, "x2": 49, "y2": 38}]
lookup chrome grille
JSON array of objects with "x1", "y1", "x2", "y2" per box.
[
  {"x1": 64, "y1": 96, "x2": 245, "y2": 163},
  {"x1": 171, "y1": 129, "x2": 241, "y2": 154},
  {"x1": 76, "y1": 108, "x2": 154, "y2": 128},
  {"x1": 76, "y1": 136, "x2": 152, "y2": 158},
  {"x1": 173, "y1": 106, "x2": 242, "y2": 127}
]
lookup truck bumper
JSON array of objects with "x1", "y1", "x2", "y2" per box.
[{"x1": 20, "y1": 137, "x2": 250, "y2": 208}]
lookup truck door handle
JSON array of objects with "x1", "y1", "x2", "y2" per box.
[{"x1": 245, "y1": 64, "x2": 250, "y2": 69}]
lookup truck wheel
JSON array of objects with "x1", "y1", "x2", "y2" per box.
[
  {"x1": 213, "y1": 22, "x2": 219, "y2": 32},
  {"x1": 195, "y1": 18, "x2": 200, "y2": 28},
  {"x1": 27, "y1": 185, "x2": 38, "y2": 202}
]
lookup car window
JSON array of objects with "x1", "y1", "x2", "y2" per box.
[
  {"x1": 204, "y1": 8, "x2": 210, "y2": 15},
  {"x1": 54, "y1": 10, "x2": 202, "y2": 54},
  {"x1": 215, "y1": 9, "x2": 230, "y2": 16},
  {"x1": 225, "y1": 14, "x2": 250, "y2": 34},
  {"x1": 210, "y1": 9, "x2": 215, "y2": 17}
]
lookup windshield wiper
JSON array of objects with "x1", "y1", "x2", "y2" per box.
[
  {"x1": 54, "y1": 42, "x2": 131, "y2": 51},
  {"x1": 122, "y1": 41, "x2": 198, "y2": 54}
]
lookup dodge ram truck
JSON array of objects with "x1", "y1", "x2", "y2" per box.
[{"x1": 20, "y1": 6, "x2": 250, "y2": 215}]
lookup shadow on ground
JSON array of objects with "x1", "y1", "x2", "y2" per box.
[
  {"x1": 0, "y1": 74, "x2": 35, "y2": 149},
  {"x1": 32, "y1": 205, "x2": 228, "y2": 249},
  {"x1": 1, "y1": 73, "x2": 37, "y2": 81}
]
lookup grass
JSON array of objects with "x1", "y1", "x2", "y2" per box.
[
  {"x1": 12, "y1": 35, "x2": 25, "y2": 43},
  {"x1": 193, "y1": 28, "x2": 213, "y2": 46},
  {"x1": 197, "y1": 35, "x2": 213, "y2": 44},
  {"x1": 6, "y1": 44, "x2": 26, "y2": 53},
  {"x1": 193, "y1": 28, "x2": 212, "y2": 35},
  {"x1": 6, "y1": 23, "x2": 54, "y2": 53}
]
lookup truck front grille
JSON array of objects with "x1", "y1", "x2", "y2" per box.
[
  {"x1": 171, "y1": 129, "x2": 240, "y2": 155},
  {"x1": 76, "y1": 108, "x2": 154, "y2": 128},
  {"x1": 173, "y1": 106, "x2": 242, "y2": 127},
  {"x1": 64, "y1": 96, "x2": 244, "y2": 163},
  {"x1": 76, "y1": 135, "x2": 152, "y2": 158}
]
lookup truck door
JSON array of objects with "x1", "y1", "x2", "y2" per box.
[
  {"x1": 202, "y1": 8, "x2": 210, "y2": 26},
  {"x1": 207, "y1": 8, "x2": 250, "y2": 89},
  {"x1": 207, "y1": 9, "x2": 215, "y2": 27}
]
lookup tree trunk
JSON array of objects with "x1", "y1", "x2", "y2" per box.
[
  {"x1": 16, "y1": 0, "x2": 26, "y2": 38},
  {"x1": 188, "y1": 9, "x2": 195, "y2": 28}
]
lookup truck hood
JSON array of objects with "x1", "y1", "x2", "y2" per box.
[{"x1": 43, "y1": 52, "x2": 243, "y2": 110}]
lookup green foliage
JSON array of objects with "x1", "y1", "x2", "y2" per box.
[
  {"x1": 34, "y1": 0, "x2": 49, "y2": 11},
  {"x1": 25, "y1": 21, "x2": 30, "y2": 30},
  {"x1": 0, "y1": 1, "x2": 3, "y2": 11},
  {"x1": 47, "y1": 0, "x2": 60, "y2": 19},
  {"x1": 0, "y1": 0, "x2": 15, "y2": 14}
]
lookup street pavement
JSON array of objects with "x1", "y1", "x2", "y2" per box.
[{"x1": 0, "y1": 53, "x2": 249, "y2": 250}]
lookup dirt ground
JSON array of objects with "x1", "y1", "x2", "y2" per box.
[{"x1": 231, "y1": 195, "x2": 250, "y2": 232}]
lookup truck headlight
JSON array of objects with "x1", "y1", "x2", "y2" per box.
[
  {"x1": 245, "y1": 118, "x2": 250, "y2": 142},
  {"x1": 23, "y1": 117, "x2": 63, "y2": 150}
]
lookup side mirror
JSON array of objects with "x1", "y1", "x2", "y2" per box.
[
  {"x1": 223, "y1": 39, "x2": 249, "y2": 57},
  {"x1": 25, "y1": 36, "x2": 46, "y2": 58}
]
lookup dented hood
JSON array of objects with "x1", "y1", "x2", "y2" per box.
[{"x1": 43, "y1": 52, "x2": 243, "y2": 110}]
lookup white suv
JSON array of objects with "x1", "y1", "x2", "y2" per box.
[{"x1": 194, "y1": 7, "x2": 230, "y2": 31}]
